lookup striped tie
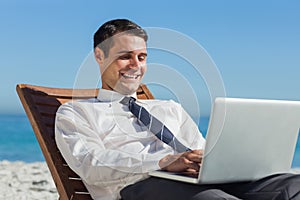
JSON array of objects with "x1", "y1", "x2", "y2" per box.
[{"x1": 121, "y1": 96, "x2": 191, "y2": 153}]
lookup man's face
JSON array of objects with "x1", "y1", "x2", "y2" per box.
[{"x1": 96, "y1": 34, "x2": 147, "y2": 95}]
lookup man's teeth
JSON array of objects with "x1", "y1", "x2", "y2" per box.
[{"x1": 122, "y1": 74, "x2": 139, "y2": 79}]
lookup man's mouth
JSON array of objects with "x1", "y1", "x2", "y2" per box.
[{"x1": 120, "y1": 73, "x2": 141, "y2": 79}]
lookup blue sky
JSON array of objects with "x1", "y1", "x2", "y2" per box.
[{"x1": 1, "y1": 1, "x2": 300, "y2": 118}]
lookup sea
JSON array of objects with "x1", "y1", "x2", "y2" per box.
[{"x1": 1, "y1": 114, "x2": 300, "y2": 168}]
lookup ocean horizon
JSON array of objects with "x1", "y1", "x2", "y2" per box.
[{"x1": 1, "y1": 114, "x2": 300, "y2": 168}]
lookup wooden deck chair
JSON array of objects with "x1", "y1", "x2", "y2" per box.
[{"x1": 16, "y1": 84, "x2": 154, "y2": 200}]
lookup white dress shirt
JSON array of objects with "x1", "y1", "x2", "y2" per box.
[{"x1": 55, "y1": 89, "x2": 205, "y2": 200}]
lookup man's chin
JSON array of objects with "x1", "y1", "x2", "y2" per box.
[{"x1": 114, "y1": 84, "x2": 139, "y2": 95}]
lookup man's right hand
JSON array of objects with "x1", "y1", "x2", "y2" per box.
[{"x1": 158, "y1": 149, "x2": 203, "y2": 177}]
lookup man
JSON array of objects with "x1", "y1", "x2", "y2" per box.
[{"x1": 55, "y1": 19, "x2": 300, "y2": 200}]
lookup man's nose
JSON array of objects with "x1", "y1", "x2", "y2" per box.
[{"x1": 129, "y1": 56, "x2": 141, "y2": 69}]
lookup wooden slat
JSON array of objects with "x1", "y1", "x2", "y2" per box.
[
  {"x1": 138, "y1": 84, "x2": 154, "y2": 99},
  {"x1": 62, "y1": 165, "x2": 81, "y2": 178},
  {"x1": 39, "y1": 115, "x2": 55, "y2": 127},
  {"x1": 31, "y1": 95, "x2": 63, "y2": 106},
  {"x1": 46, "y1": 126, "x2": 55, "y2": 137},
  {"x1": 137, "y1": 94, "x2": 147, "y2": 99},
  {"x1": 69, "y1": 178, "x2": 89, "y2": 192},
  {"x1": 35, "y1": 104, "x2": 60, "y2": 116},
  {"x1": 71, "y1": 192, "x2": 93, "y2": 200},
  {"x1": 24, "y1": 85, "x2": 99, "y2": 98}
]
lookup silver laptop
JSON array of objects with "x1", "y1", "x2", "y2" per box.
[{"x1": 149, "y1": 97, "x2": 300, "y2": 184}]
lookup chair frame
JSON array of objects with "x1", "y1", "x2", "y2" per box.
[{"x1": 16, "y1": 84, "x2": 154, "y2": 200}]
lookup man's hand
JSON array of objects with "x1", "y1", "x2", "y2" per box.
[{"x1": 159, "y1": 150, "x2": 204, "y2": 177}]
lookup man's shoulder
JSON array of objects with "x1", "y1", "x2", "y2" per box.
[
  {"x1": 62, "y1": 98, "x2": 97, "y2": 105},
  {"x1": 140, "y1": 99, "x2": 180, "y2": 105},
  {"x1": 140, "y1": 99, "x2": 182, "y2": 109},
  {"x1": 57, "y1": 98, "x2": 98, "y2": 112}
]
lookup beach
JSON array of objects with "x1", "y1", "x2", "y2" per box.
[
  {"x1": 0, "y1": 160, "x2": 58, "y2": 200},
  {"x1": 1, "y1": 160, "x2": 300, "y2": 200}
]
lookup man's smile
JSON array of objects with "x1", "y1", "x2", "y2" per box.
[{"x1": 120, "y1": 72, "x2": 141, "y2": 79}]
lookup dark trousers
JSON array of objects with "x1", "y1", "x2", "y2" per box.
[{"x1": 120, "y1": 173, "x2": 300, "y2": 200}]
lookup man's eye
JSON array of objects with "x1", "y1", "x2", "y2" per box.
[
  {"x1": 119, "y1": 55, "x2": 131, "y2": 60},
  {"x1": 138, "y1": 55, "x2": 147, "y2": 61}
]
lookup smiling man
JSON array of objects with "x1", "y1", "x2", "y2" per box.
[
  {"x1": 94, "y1": 32, "x2": 147, "y2": 95},
  {"x1": 55, "y1": 19, "x2": 300, "y2": 200}
]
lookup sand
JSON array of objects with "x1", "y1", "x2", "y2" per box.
[
  {"x1": 0, "y1": 160, "x2": 58, "y2": 200},
  {"x1": 1, "y1": 160, "x2": 300, "y2": 200}
]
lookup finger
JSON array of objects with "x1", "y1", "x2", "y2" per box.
[
  {"x1": 182, "y1": 170, "x2": 199, "y2": 178},
  {"x1": 185, "y1": 160, "x2": 200, "y2": 172},
  {"x1": 190, "y1": 149, "x2": 204, "y2": 155},
  {"x1": 185, "y1": 151, "x2": 203, "y2": 163}
]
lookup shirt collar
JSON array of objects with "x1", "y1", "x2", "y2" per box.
[{"x1": 97, "y1": 89, "x2": 137, "y2": 102}]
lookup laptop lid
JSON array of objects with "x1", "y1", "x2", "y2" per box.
[{"x1": 199, "y1": 97, "x2": 300, "y2": 183}]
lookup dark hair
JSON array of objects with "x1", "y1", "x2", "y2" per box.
[{"x1": 93, "y1": 19, "x2": 148, "y2": 57}]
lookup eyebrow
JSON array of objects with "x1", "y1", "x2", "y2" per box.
[
  {"x1": 116, "y1": 50, "x2": 147, "y2": 56},
  {"x1": 116, "y1": 50, "x2": 133, "y2": 54}
]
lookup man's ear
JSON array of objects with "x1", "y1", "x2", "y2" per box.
[{"x1": 94, "y1": 47, "x2": 105, "y2": 65}]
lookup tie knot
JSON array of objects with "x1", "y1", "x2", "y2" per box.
[{"x1": 120, "y1": 96, "x2": 136, "y2": 106}]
